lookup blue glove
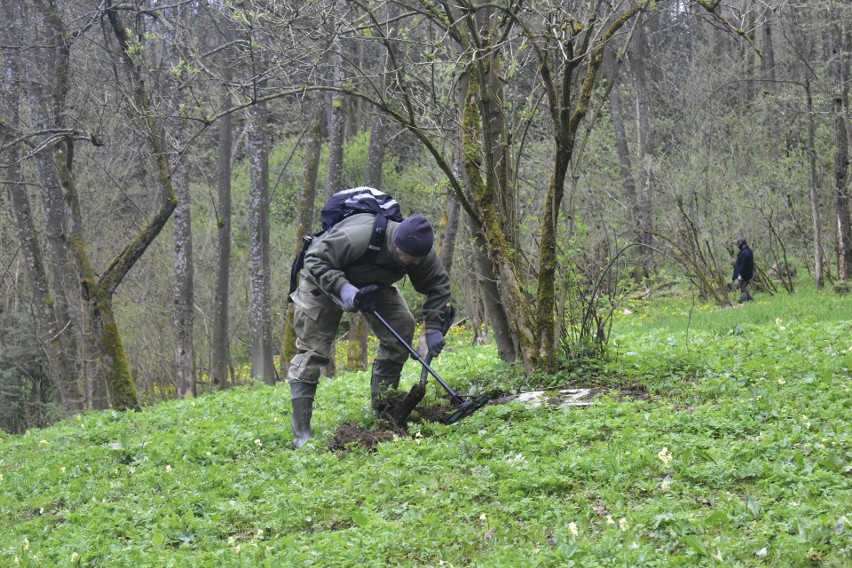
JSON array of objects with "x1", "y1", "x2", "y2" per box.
[
  {"x1": 339, "y1": 283, "x2": 359, "y2": 312},
  {"x1": 425, "y1": 329, "x2": 445, "y2": 357}
]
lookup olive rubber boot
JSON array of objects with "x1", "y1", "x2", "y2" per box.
[
  {"x1": 370, "y1": 359, "x2": 404, "y2": 413},
  {"x1": 290, "y1": 381, "x2": 317, "y2": 449}
]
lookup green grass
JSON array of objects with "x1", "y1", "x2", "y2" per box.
[
  {"x1": 1, "y1": 286, "x2": 850, "y2": 566},
  {"x1": 615, "y1": 281, "x2": 852, "y2": 335}
]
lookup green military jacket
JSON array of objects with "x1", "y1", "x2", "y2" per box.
[{"x1": 303, "y1": 214, "x2": 451, "y2": 330}]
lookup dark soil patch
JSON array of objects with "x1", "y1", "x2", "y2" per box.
[
  {"x1": 328, "y1": 422, "x2": 397, "y2": 453},
  {"x1": 413, "y1": 402, "x2": 458, "y2": 423}
]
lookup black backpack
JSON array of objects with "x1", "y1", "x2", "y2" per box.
[{"x1": 289, "y1": 187, "x2": 404, "y2": 298}]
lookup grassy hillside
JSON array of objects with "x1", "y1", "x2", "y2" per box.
[{"x1": 1, "y1": 286, "x2": 850, "y2": 566}]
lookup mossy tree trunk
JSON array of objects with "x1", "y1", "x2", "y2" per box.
[
  {"x1": 64, "y1": 1, "x2": 183, "y2": 410},
  {"x1": 459, "y1": 2, "x2": 647, "y2": 373},
  {"x1": 460, "y1": 71, "x2": 521, "y2": 363}
]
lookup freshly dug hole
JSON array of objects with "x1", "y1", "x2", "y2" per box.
[
  {"x1": 328, "y1": 422, "x2": 396, "y2": 452},
  {"x1": 327, "y1": 392, "x2": 464, "y2": 453}
]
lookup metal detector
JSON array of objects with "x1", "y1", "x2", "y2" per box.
[{"x1": 367, "y1": 309, "x2": 490, "y2": 424}]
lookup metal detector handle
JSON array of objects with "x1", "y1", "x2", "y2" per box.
[
  {"x1": 369, "y1": 309, "x2": 465, "y2": 405},
  {"x1": 418, "y1": 354, "x2": 433, "y2": 387},
  {"x1": 419, "y1": 302, "x2": 454, "y2": 386},
  {"x1": 440, "y1": 302, "x2": 456, "y2": 335}
]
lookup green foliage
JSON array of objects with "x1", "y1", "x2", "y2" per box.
[
  {"x1": 553, "y1": 223, "x2": 642, "y2": 379},
  {"x1": 0, "y1": 312, "x2": 59, "y2": 434},
  {"x1": 2, "y1": 289, "x2": 850, "y2": 566}
]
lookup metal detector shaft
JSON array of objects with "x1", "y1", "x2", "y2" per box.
[{"x1": 368, "y1": 309, "x2": 465, "y2": 405}]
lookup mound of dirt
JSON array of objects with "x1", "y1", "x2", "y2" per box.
[
  {"x1": 327, "y1": 399, "x2": 474, "y2": 453},
  {"x1": 328, "y1": 422, "x2": 397, "y2": 452}
]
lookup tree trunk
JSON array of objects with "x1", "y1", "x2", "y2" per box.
[
  {"x1": 366, "y1": 109, "x2": 387, "y2": 189},
  {"x1": 472, "y1": 229, "x2": 516, "y2": 361},
  {"x1": 247, "y1": 96, "x2": 275, "y2": 385},
  {"x1": 761, "y1": 10, "x2": 776, "y2": 83},
  {"x1": 170, "y1": 139, "x2": 195, "y2": 397},
  {"x1": 345, "y1": 316, "x2": 370, "y2": 372},
  {"x1": 631, "y1": 19, "x2": 655, "y2": 279},
  {"x1": 535, "y1": 5, "x2": 645, "y2": 372},
  {"x1": 323, "y1": 40, "x2": 347, "y2": 377},
  {"x1": 326, "y1": 38, "x2": 346, "y2": 196},
  {"x1": 1, "y1": 29, "x2": 82, "y2": 412},
  {"x1": 743, "y1": 9, "x2": 756, "y2": 104},
  {"x1": 211, "y1": 61, "x2": 234, "y2": 390},
  {"x1": 829, "y1": 21, "x2": 852, "y2": 280},
  {"x1": 805, "y1": 80, "x2": 824, "y2": 288},
  {"x1": 457, "y1": 219, "x2": 487, "y2": 342},
  {"x1": 168, "y1": 5, "x2": 195, "y2": 398},
  {"x1": 96, "y1": 1, "x2": 185, "y2": 408},
  {"x1": 17, "y1": 3, "x2": 89, "y2": 409},
  {"x1": 761, "y1": 8, "x2": 780, "y2": 145},
  {"x1": 441, "y1": 64, "x2": 467, "y2": 280},
  {"x1": 461, "y1": 70, "x2": 517, "y2": 362},
  {"x1": 347, "y1": 100, "x2": 391, "y2": 371},
  {"x1": 476, "y1": 7, "x2": 518, "y2": 253},
  {"x1": 439, "y1": 190, "x2": 461, "y2": 277},
  {"x1": 605, "y1": 47, "x2": 641, "y2": 280}
]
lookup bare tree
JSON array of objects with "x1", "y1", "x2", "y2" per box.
[
  {"x1": 247, "y1": 92, "x2": 275, "y2": 384},
  {"x1": 605, "y1": 35, "x2": 641, "y2": 282},
  {"x1": 211, "y1": 44, "x2": 234, "y2": 390},
  {"x1": 629, "y1": 16, "x2": 656, "y2": 280},
  {"x1": 166, "y1": 4, "x2": 196, "y2": 398},
  {"x1": 1, "y1": 7, "x2": 82, "y2": 412},
  {"x1": 14, "y1": 2, "x2": 89, "y2": 409},
  {"x1": 326, "y1": 36, "x2": 346, "y2": 197},
  {"x1": 7, "y1": 0, "x2": 188, "y2": 411},
  {"x1": 8, "y1": 0, "x2": 182, "y2": 411},
  {"x1": 805, "y1": 79, "x2": 824, "y2": 287},
  {"x1": 829, "y1": 19, "x2": 851, "y2": 280}
]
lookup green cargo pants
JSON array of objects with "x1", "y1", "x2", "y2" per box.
[{"x1": 287, "y1": 274, "x2": 415, "y2": 385}]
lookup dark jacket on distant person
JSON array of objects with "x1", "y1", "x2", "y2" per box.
[{"x1": 733, "y1": 244, "x2": 754, "y2": 282}]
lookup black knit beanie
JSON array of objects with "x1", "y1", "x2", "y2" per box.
[{"x1": 394, "y1": 214, "x2": 434, "y2": 257}]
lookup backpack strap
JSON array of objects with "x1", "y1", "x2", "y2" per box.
[
  {"x1": 362, "y1": 213, "x2": 389, "y2": 264},
  {"x1": 288, "y1": 233, "x2": 316, "y2": 300}
]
